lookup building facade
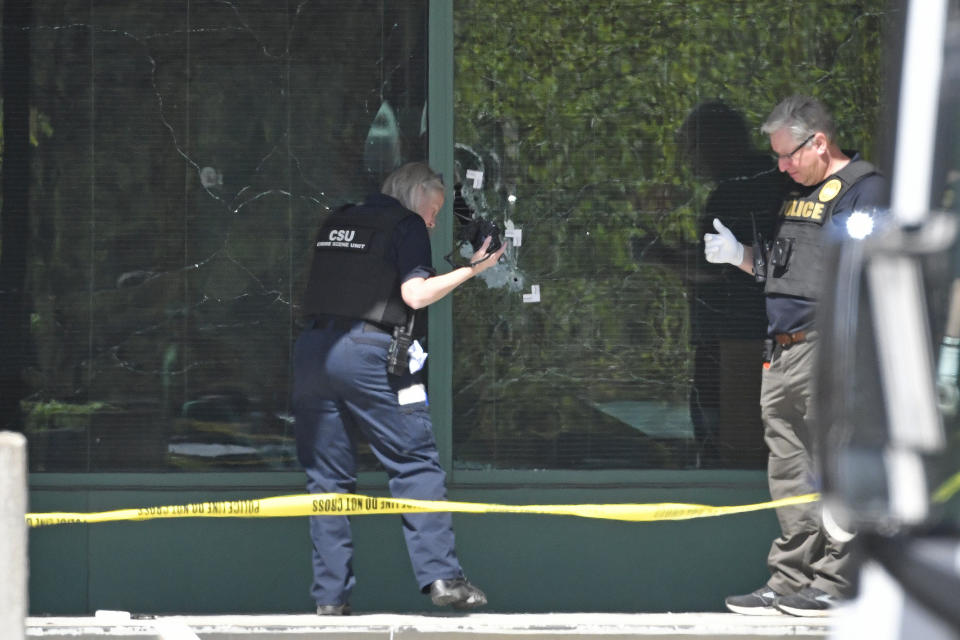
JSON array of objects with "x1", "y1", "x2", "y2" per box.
[{"x1": 4, "y1": 0, "x2": 889, "y2": 614}]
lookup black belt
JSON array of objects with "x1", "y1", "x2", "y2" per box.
[{"x1": 309, "y1": 315, "x2": 391, "y2": 334}]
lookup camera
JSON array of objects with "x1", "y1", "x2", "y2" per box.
[
  {"x1": 464, "y1": 216, "x2": 502, "y2": 254},
  {"x1": 453, "y1": 183, "x2": 502, "y2": 254}
]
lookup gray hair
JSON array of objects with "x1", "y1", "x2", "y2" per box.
[
  {"x1": 761, "y1": 95, "x2": 837, "y2": 144},
  {"x1": 380, "y1": 162, "x2": 445, "y2": 212}
]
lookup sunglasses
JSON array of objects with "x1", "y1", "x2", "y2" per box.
[{"x1": 771, "y1": 133, "x2": 815, "y2": 162}]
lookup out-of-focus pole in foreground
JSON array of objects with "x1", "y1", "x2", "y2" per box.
[{"x1": 0, "y1": 431, "x2": 28, "y2": 639}]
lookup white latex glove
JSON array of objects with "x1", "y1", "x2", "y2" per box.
[
  {"x1": 937, "y1": 337, "x2": 960, "y2": 416},
  {"x1": 408, "y1": 339, "x2": 428, "y2": 374},
  {"x1": 703, "y1": 218, "x2": 744, "y2": 266}
]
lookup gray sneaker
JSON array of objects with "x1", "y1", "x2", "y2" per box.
[
  {"x1": 316, "y1": 603, "x2": 351, "y2": 615},
  {"x1": 725, "y1": 587, "x2": 783, "y2": 615},
  {"x1": 429, "y1": 578, "x2": 488, "y2": 610},
  {"x1": 775, "y1": 587, "x2": 842, "y2": 617}
]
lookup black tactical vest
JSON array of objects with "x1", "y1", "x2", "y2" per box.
[
  {"x1": 764, "y1": 159, "x2": 878, "y2": 300},
  {"x1": 301, "y1": 202, "x2": 417, "y2": 328}
]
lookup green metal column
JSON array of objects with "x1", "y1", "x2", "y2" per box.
[{"x1": 427, "y1": 0, "x2": 455, "y2": 472}]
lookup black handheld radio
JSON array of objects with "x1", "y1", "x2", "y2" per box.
[{"x1": 387, "y1": 315, "x2": 416, "y2": 376}]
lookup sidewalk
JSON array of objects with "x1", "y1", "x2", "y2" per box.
[{"x1": 27, "y1": 611, "x2": 833, "y2": 639}]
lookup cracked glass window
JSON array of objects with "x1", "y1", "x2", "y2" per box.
[
  {"x1": 450, "y1": 1, "x2": 891, "y2": 470},
  {"x1": 2, "y1": 1, "x2": 428, "y2": 471}
]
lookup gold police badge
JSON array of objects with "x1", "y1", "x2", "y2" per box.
[{"x1": 818, "y1": 178, "x2": 842, "y2": 202}]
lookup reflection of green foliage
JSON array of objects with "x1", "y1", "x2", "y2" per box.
[
  {"x1": 0, "y1": 104, "x2": 54, "y2": 155},
  {"x1": 24, "y1": 400, "x2": 114, "y2": 416},
  {"x1": 0, "y1": 103, "x2": 52, "y2": 261},
  {"x1": 451, "y1": 1, "x2": 887, "y2": 467},
  {"x1": 29, "y1": 108, "x2": 55, "y2": 147},
  {"x1": 22, "y1": 400, "x2": 117, "y2": 426}
]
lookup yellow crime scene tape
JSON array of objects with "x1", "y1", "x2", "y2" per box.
[
  {"x1": 934, "y1": 469, "x2": 960, "y2": 504},
  {"x1": 25, "y1": 492, "x2": 820, "y2": 528}
]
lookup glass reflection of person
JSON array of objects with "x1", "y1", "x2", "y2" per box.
[
  {"x1": 676, "y1": 101, "x2": 790, "y2": 467},
  {"x1": 293, "y1": 162, "x2": 504, "y2": 615}
]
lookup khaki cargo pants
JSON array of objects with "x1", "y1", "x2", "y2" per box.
[{"x1": 761, "y1": 332, "x2": 853, "y2": 598}]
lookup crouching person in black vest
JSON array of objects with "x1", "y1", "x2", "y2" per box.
[{"x1": 293, "y1": 162, "x2": 505, "y2": 615}]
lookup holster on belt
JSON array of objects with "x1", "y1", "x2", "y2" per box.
[{"x1": 763, "y1": 338, "x2": 774, "y2": 369}]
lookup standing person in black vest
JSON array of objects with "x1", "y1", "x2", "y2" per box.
[
  {"x1": 293, "y1": 162, "x2": 505, "y2": 615},
  {"x1": 703, "y1": 96, "x2": 887, "y2": 617}
]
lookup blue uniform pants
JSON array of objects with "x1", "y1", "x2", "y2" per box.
[{"x1": 292, "y1": 319, "x2": 463, "y2": 606}]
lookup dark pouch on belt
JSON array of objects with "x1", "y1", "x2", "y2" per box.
[{"x1": 770, "y1": 237, "x2": 794, "y2": 268}]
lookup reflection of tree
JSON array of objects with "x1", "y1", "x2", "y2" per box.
[
  {"x1": 5, "y1": 2, "x2": 431, "y2": 468},
  {"x1": 451, "y1": 0, "x2": 887, "y2": 469},
  {"x1": 0, "y1": 1, "x2": 33, "y2": 432},
  {"x1": 0, "y1": 1, "x2": 890, "y2": 470}
]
